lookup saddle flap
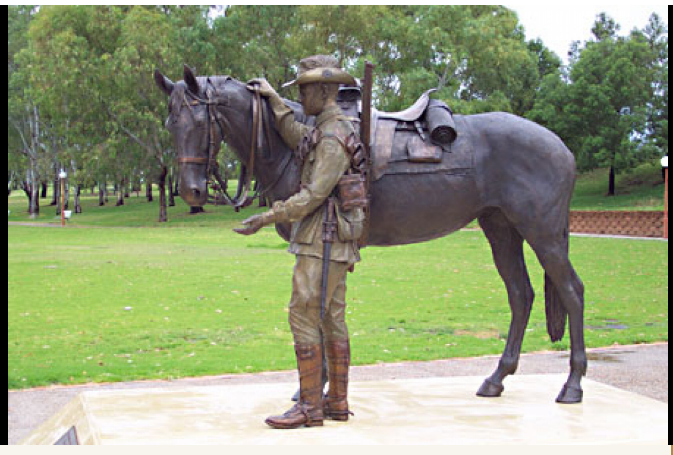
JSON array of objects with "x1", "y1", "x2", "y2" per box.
[
  {"x1": 406, "y1": 135, "x2": 442, "y2": 163},
  {"x1": 370, "y1": 115, "x2": 474, "y2": 182}
]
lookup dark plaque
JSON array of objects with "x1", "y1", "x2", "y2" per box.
[{"x1": 54, "y1": 426, "x2": 79, "y2": 445}]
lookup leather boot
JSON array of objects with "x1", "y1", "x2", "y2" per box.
[
  {"x1": 324, "y1": 339, "x2": 353, "y2": 421},
  {"x1": 265, "y1": 344, "x2": 324, "y2": 429}
]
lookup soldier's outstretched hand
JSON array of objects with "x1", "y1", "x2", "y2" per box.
[
  {"x1": 247, "y1": 78, "x2": 278, "y2": 98},
  {"x1": 233, "y1": 213, "x2": 265, "y2": 236}
]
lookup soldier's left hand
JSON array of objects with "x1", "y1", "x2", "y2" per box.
[
  {"x1": 247, "y1": 78, "x2": 277, "y2": 98},
  {"x1": 233, "y1": 214, "x2": 265, "y2": 236}
]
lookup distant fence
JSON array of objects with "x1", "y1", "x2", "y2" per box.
[{"x1": 569, "y1": 211, "x2": 665, "y2": 238}]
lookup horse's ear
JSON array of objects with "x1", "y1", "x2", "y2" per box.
[
  {"x1": 183, "y1": 64, "x2": 199, "y2": 95},
  {"x1": 154, "y1": 69, "x2": 174, "y2": 96}
]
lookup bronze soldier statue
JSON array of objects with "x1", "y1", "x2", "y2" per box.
[{"x1": 234, "y1": 55, "x2": 364, "y2": 429}]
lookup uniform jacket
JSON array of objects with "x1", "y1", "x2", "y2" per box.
[{"x1": 268, "y1": 100, "x2": 360, "y2": 264}]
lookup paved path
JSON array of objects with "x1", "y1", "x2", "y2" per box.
[{"x1": 8, "y1": 342, "x2": 667, "y2": 445}]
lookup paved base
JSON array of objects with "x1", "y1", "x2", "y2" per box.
[{"x1": 21, "y1": 374, "x2": 667, "y2": 445}]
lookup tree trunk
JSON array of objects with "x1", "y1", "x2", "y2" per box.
[
  {"x1": 158, "y1": 165, "x2": 168, "y2": 222},
  {"x1": 254, "y1": 181, "x2": 267, "y2": 207},
  {"x1": 40, "y1": 181, "x2": 48, "y2": 198},
  {"x1": 74, "y1": 184, "x2": 82, "y2": 213},
  {"x1": 55, "y1": 179, "x2": 61, "y2": 215},
  {"x1": 146, "y1": 178, "x2": 153, "y2": 202},
  {"x1": 168, "y1": 173, "x2": 175, "y2": 206},
  {"x1": 25, "y1": 168, "x2": 40, "y2": 219},
  {"x1": 50, "y1": 177, "x2": 58, "y2": 206},
  {"x1": 99, "y1": 181, "x2": 106, "y2": 206},
  {"x1": 29, "y1": 178, "x2": 39, "y2": 219},
  {"x1": 63, "y1": 179, "x2": 69, "y2": 210},
  {"x1": 608, "y1": 166, "x2": 616, "y2": 196},
  {"x1": 22, "y1": 181, "x2": 30, "y2": 200},
  {"x1": 172, "y1": 170, "x2": 180, "y2": 196},
  {"x1": 159, "y1": 166, "x2": 168, "y2": 223},
  {"x1": 116, "y1": 179, "x2": 124, "y2": 206}
]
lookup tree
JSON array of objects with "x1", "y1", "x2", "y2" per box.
[
  {"x1": 643, "y1": 13, "x2": 668, "y2": 157},
  {"x1": 22, "y1": 6, "x2": 126, "y2": 215},
  {"x1": 8, "y1": 6, "x2": 44, "y2": 217},
  {"x1": 105, "y1": 6, "x2": 184, "y2": 221},
  {"x1": 10, "y1": 5, "x2": 592, "y2": 216},
  {"x1": 24, "y1": 6, "x2": 193, "y2": 221},
  {"x1": 529, "y1": 13, "x2": 665, "y2": 195}
]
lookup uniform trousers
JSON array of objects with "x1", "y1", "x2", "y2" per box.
[{"x1": 288, "y1": 255, "x2": 350, "y2": 345}]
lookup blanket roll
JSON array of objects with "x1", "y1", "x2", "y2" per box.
[{"x1": 425, "y1": 99, "x2": 457, "y2": 145}]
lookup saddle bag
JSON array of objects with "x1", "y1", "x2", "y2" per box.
[
  {"x1": 406, "y1": 134, "x2": 442, "y2": 163},
  {"x1": 336, "y1": 132, "x2": 369, "y2": 211}
]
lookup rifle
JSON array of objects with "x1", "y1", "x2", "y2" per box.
[
  {"x1": 359, "y1": 61, "x2": 375, "y2": 248},
  {"x1": 320, "y1": 197, "x2": 337, "y2": 321}
]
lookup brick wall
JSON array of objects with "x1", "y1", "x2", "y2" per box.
[{"x1": 569, "y1": 211, "x2": 665, "y2": 237}]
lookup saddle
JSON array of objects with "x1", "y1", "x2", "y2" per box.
[{"x1": 337, "y1": 87, "x2": 471, "y2": 181}]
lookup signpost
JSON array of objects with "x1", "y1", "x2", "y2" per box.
[{"x1": 662, "y1": 156, "x2": 668, "y2": 239}]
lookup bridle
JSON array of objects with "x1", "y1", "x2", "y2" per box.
[{"x1": 177, "y1": 77, "x2": 287, "y2": 210}]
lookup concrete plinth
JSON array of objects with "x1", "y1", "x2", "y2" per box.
[{"x1": 21, "y1": 374, "x2": 667, "y2": 445}]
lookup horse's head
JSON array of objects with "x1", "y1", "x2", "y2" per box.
[
  {"x1": 154, "y1": 65, "x2": 247, "y2": 207},
  {"x1": 154, "y1": 65, "x2": 303, "y2": 221}
]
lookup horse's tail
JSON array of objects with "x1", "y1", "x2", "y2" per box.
[
  {"x1": 544, "y1": 273, "x2": 567, "y2": 342},
  {"x1": 544, "y1": 212, "x2": 570, "y2": 342}
]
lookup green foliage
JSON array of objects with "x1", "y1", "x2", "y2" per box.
[
  {"x1": 528, "y1": 13, "x2": 667, "y2": 195},
  {"x1": 8, "y1": 6, "x2": 668, "y2": 211}
]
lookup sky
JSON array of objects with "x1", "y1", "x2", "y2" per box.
[{"x1": 504, "y1": 2, "x2": 669, "y2": 64}]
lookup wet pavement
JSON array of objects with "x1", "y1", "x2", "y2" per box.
[{"x1": 8, "y1": 342, "x2": 667, "y2": 444}]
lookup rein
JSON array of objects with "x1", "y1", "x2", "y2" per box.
[{"x1": 179, "y1": 79, "x2": 280, "y2": 210}]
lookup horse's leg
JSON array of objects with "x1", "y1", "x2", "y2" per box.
[
  {"x1": 528, "y1": 234, "x2": 586, "y2": 403},
  {"x1": 476, "y1": 211, "x2": 535, "y2": 397}
]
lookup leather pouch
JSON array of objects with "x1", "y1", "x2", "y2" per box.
[
  {"x1": 337, "y1": 173, "x2": 367, "y2": 211},
  {"x1": 335, "y1": 204, "x2": 365, "y2": 242}
]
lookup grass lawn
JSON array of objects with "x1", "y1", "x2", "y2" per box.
[
  {"x1": 7, "y1": 162, "x2": 668, "y2": 389},
  {"x1": 7, "y1": 183, "x2": 248, "y2": 228},
  {"x1": 8, "y1": 212, "x2": 668, "y2": 389},
  {"x1": 570, "y1": 162, "x2": 666, "y2": 211}
]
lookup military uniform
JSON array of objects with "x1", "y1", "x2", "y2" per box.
[
  {"x1": 267, "y1": 100, "x2": 360, "y2": 345},
  {"x1": 237, "y1": 59, "x2": 361, "y2": 429}
]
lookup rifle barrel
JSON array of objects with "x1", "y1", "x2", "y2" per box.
[{"x1": 360, "y1": 61, "x2": 375, "y2": 152}]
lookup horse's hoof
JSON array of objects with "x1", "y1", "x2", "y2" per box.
[
  {"x1": 556, "y1": 384, "x2": 583, "y2": 404},
  {"x1": 476, "y1": 379, "x2": 504, "y2": 397}
]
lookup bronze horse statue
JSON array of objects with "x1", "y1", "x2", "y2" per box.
[{"x1": 154, "y1": 65, "x2": 587, "y2": 404}]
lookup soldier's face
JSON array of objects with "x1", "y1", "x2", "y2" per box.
[{"x1": 299, "y1": 83, "x2": 325, "y2": 116}]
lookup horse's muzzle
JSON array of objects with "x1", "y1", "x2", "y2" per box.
[{"x1": 180, "y1": 182, "x2": 208, "y2": 207}]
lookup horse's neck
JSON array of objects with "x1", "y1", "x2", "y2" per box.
[{"x1": 219, "y1": 94, "x2": 301, "y2": 203}]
